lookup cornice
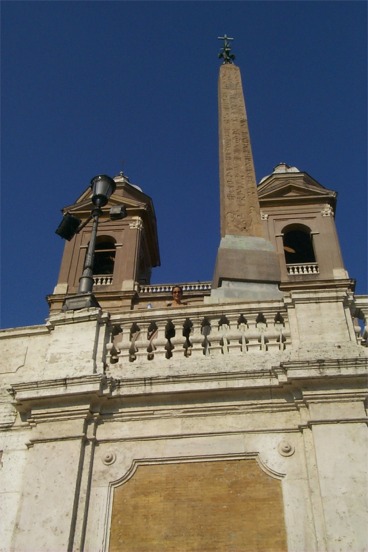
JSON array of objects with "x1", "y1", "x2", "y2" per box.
[
  {"x1": 9, "y1": 356, "x2": 366, "y2": 412},
  {"x1": 0, "y1": 324, "x2": 51, "y2": 339},
  {"x1": 11, "y1": 374, "x2": 109, "y2": 407},
  {"x1": 46, "y1": 308, "x2": 109, "y2": 328}
]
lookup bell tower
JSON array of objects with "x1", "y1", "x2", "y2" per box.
[
  {"x1": 48, "y1": 173, "x2": 160, "y2": 314},
  {"x1": 257, "y1": 162, "x2": 351, "y2": 290}
]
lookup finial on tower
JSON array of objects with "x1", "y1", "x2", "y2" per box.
[{"x1": 218, "y1": 34, "x2": 235, "y2": 64}]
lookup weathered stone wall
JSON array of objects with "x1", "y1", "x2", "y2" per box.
[{"x1": 0, "y1": 290, "x2": 367, "y2": 552}]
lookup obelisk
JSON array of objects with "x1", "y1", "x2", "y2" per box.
[{"x1": 210, "y1": 36, "x2": 282, "y2": 302}]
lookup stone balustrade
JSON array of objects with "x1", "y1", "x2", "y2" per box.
[
  {"x1": 287, "y1": 263, "x2": 319, "y2": 275},
  {"x1": 106, "y1": 306, "x2": 290, "y2": 365},
  {"x1": 93, "y1": 275, "x2": 113, "y2": 286},
  {"x1": 140, "y1": 282, "x2": 212, "y2": 294},
  {"x1": 351, "y1": 295, "x2": 368, "y2": 347}
]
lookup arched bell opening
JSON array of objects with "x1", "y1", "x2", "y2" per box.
[
  {"x1": 282, "y1": 224, "x2": 318, "y2": 276},
  {"x1": 92, "y1": 236, "x2": 116, "y2": 285}
]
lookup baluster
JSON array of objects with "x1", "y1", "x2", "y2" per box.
[
  {"x1": 256, "y1": 313, "x2": 268, "y2": 351},
  {"x1": 165, "y1": 320, "x2": 175, "y2": 359},
  {"x1": 190, "y1": 319, "x2": 204, "y2": 356},
  {"x1": 183, "y1": 318, "x2": 193, "y2": 357},
  {"x1": 201, "y1": 317, "x2": 211, "y2": 356},
  {"x1": 147, "y1": 321, "x2": 158, "y2": 360},
  {"x1": 274, "y1": 312, "x2": 285, "y2": 351},
  {"x1": 362, "y1": 324, "x2": 368, "y2": 347},
  {"x1": 237, "y1": 314, "x2": 249, "y2": 353},
  {"x1": 106, "y1": 324, "x2": 123, "y2": 364},
  {"x1": 129, "y1": 322, "x2": 140, "y2": 362},
  {"x1": 218, "y1": 315, "x2": 230, "y2": 354}
]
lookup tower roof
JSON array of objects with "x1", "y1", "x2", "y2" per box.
[{"x1": 258, "y1": 164, "x2": 337, "y2": 211}]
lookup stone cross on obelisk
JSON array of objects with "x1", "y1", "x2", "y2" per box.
[{"x1": 210, "y1": 37, "x2": 282, "y2": 302}]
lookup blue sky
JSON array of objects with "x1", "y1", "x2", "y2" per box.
[{"x1": 1, "y1": 1, "x2": 367, "y2": 329}]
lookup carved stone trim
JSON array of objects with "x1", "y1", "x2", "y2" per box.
[
  {"x1": 129, "y1": 217, "x2": 143, "y2": 230},
  {"x1": 102, "y1": 452, "x2": 285, "y2": 551},
  {"x1": 103, "y1": 452, "x2": 117, "y2": 466},
  {"x1": 278, "y1": 441, "x2": 295, "y2": 457},
  {"x1": 321, "y1": 205, "x2": 334, "y2": 217}
]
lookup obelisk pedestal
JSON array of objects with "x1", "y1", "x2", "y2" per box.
[{"x1": 209, "y1": 60, "x2": 282, "y2": 302}]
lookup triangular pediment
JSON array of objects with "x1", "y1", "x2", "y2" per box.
[
  {"x1": 62, "y1": 175, "x2": 156, "y2": 218},
  {"x1": 257, "y1": 171, "x2": 336, "y2": 206}
]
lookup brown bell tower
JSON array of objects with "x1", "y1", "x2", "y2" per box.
[
  {"x1": 48, "y1": 173, "x2": 160, "y2": 314},
  {"x1": 257, "y1": 163, "x2": 351, "y2": 291}
]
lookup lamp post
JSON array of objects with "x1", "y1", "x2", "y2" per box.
[{"x1": 61, "y1": 175, "x2": 116, "y2": 311}]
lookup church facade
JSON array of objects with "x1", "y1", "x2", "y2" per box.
[{"x1": 1, "y1": 43, "x2": 367, "y2": 552}]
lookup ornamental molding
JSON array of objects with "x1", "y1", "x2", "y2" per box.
[
  {"x1": 278, "y1": 441, "x2": 295, "y2": 457},
  {"x1": 107, "y1": 452, "x2": 286, "y2": 491},
  {"x1": 101, "y1": 451, "x2": 285, "y2": 551},
  {"x1": 10, "y1": 374, "x2": 109, "y2": 406},
  {"x1": 321, "y1": 204, "x2": 334, "y2": 217},
  {"x1": 129, "y1": 217, "x2": 143, "y2": 230},
  {"x1": 103, "y1": 452, "x2": 117, "y2": 465}
]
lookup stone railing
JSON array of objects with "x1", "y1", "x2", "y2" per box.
[
  {"x1": 106, "y1": 307, "x2": 290, "y2": 365},
  {"x1": 93, "y1": 275, "x2": 113, "y2": 286},
  {"x1": 139, "y1": 282, "x2": 212, "y2": 294},
  {"x1": 93, "y1": 279, "x2": 211, "y2": 291},
  {"x1": 351, "y1": 295, "x2": 368, "y2": 347},
  {"x1": 287, "y1": 263, "x2": 319, "y2": 275}
]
